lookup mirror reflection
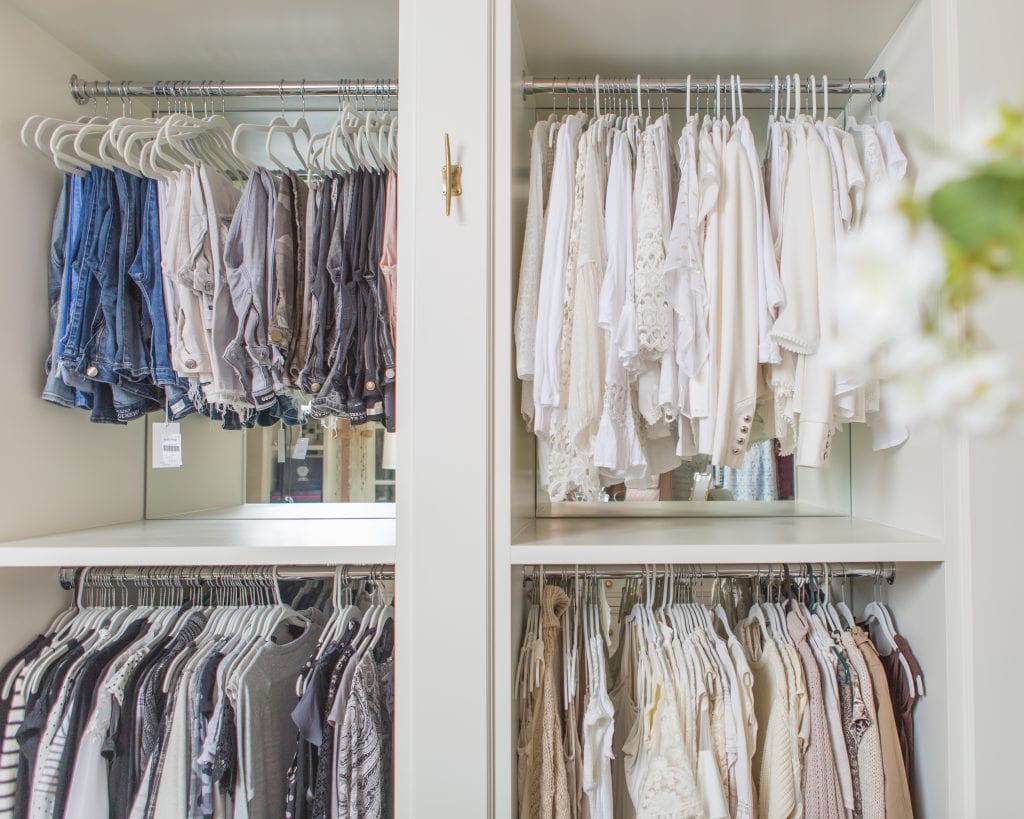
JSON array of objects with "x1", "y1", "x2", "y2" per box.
[{"x1": 245, "y1": 420, "x2": 395, "y2": 504}]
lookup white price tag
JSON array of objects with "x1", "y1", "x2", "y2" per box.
[
  {"x1": 152, "y1": 422, "x2": 183, "y2": 469},
  {"x1": 291, "y1": 436, "x2": 310, "y2": 460}
]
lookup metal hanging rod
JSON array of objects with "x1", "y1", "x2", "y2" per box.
[
  {"x1": 523, "y1": 562, "x2": 896, "y2": 582},
  {"x1": 58, "y1": 564, "x2": 395, "y2": 590},
  {"x1": 523, "y1": 70, "x2": 887, "y2": 102},
  {"x1": 70, "y1": 74, "x2": 398, "y2": 104}
]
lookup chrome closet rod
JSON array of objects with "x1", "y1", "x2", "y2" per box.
[
  {"x1": 69, "y1": 74, "x2": 399, "y2": 104},
  {"x1": 69, "y1": 72, "x2": 887, "y2": 104},
  {"x1": 522, "y1": 563, "x2": 896, "y2": 582},
  {"x1": 58, "y1": 564, "x2": 395, "y2": 590},
  {"x1": 524, "y1": 71, "x2": 887, "y2": 101}
]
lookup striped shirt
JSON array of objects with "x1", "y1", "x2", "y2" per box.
[{"x1": 0, "y1": 670, "x2": 30, "y2": 816}]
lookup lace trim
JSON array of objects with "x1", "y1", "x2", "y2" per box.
[{"x1": 635, "y1": 131, "x2": 672, "y2": 359}]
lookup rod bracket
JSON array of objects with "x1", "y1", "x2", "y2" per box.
[
  {"x1": 875, "y1": 68, "x2": 887, "y2": 102},
  {"x1": 69, "y1": 74, "x2": 89, "y2": 105}
]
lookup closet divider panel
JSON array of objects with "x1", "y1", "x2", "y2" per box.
[
  {"x1": 494, "y1": 2, "x2": 536, "y2": 815},
  {"x1": 394, "y1": 0, "x2": 495, "y2": 816},
  {"x1": 951, "y1": 0, "x2": 1024, "y2": 814}
]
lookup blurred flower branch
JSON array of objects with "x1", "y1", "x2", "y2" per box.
[{"x1": 831, "y1": 108, "x2": 1024, "y2": 435}]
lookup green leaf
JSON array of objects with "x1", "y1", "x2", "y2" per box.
[{"x1": 929, "y1": 173, "x2": 1024, "y2": 261}]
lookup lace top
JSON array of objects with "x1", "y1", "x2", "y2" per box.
[
  {"x1": 633, "y1": 122, "x2": 672, "y2": 360},
  {"x1": 516, "y1": 121, "x2": 553, "y2": 398}
]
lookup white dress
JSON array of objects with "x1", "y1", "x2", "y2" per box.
[
  {"x1": 534, "y1": 113, "x2": 585, "y2": 436},
  {"x1": 566, "y1": 126, "x2": 610, "y2": 446},
  {"x1": 665, "y1": 116, "x2": 707, "y2": 437},
  {"x1": 708, "y1": 119, "x2": 762, "y2": 469},
  {"x1": 545, "y1": 130, "x2": 601, "y2": 500},
  {"x1": 514, "y1": 120, "x2": 551, "y2": 425},
  {"x1": 594, "y1": 128, "x2": 647, "y2": 483},
  {"x1": 631, "y1": 119, "x2": 680, "y2": 485},
  {"x1": 770, "y1": 116, "x2": 838, "y2": 468},
  {"x1": 582, "y1": 627, "x2": 616, "y2": 819},
  {"x1": 736, "y1": 118, "x2": 785, "y2": 368},
  {"x1": 691, "y1": 116, "x2": 725, "y2": 457}
]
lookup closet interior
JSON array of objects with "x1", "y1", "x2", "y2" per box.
[
  {"x1": 0, "y1": 0, "x2": 402, "y2": 815},
  {"x1": 0, "y1": 0, "x2": 995, "y2": 814},
  {"x1": 512, "y1": 563, "x2": 937, "y2": 819},
  {"x1": 495, "y1": 0, "x2": 953, "y2": 816},
  {"x1": 0, "y1": 565, "x2": 394, "y2": 819}
]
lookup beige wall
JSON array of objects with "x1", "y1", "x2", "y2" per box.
[{"x1": 0, "y1": 4, "x2": 144, "y2": 540}]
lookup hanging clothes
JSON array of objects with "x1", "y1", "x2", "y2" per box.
[
  {"x1": 516, "y1": 95, "x2": 910, "y2": 501},
  {"x1": 39, "y1": 155, "x2": 398, "y2": 434},
  {"x1": 516, "y1": 568, "x2": 924, "y2": 819},
  {"x1": 0, "y1": 570, "x2": 394, "y2": 819}
]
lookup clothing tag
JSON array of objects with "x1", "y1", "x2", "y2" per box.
[
  {"x1": 152, "y1": 422, "x2": 182, "y2": 469},
  {"x1": 291, "y1": 437, "x2": 310, "y2": 460}
]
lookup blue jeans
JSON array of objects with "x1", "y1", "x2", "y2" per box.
[{"x1": 42, "y1": 177, "x2": 76, "y2": 408}]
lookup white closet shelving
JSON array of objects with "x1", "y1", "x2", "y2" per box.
[
  {"x1": 492, "y1": 0, "x2": 974, "y2": 817},
  {"x1": 2, "y1": 0, "x2": 1024, "y2": 815},
  {"x1": 510, "y1": 517, "x2": 942, "y2": 565},
  {"x1": 0, "y1": 519, "x2": 396, "y2": 566}
]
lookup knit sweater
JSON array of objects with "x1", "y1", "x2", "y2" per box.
[{"x1": 526, "y1": 585, "x2": 572, "y2": 819}]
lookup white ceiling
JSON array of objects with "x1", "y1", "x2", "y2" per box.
[
  {"x1": 9, "y1": 0, "x2": 399, "y2": 79},
  {"x1": 10, "y1": 0, "x2": 917, "y2": 91},
  {"x1": 515, "y1": 0, "x2": 921, "y2": 79}
]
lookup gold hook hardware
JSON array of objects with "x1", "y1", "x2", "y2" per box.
[{"x1": 442, "y1": 132, "x2": 462, "y2": 216}]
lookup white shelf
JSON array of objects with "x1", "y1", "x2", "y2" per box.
[
  {"x1": 509, "y1": 516, "x2": 944, "y2": 565},
  {"x1": 0, "y1": 518, "x2": 396, "y2": 567}
]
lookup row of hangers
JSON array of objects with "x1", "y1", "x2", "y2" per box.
[
  {"x1": 519, "y1": 563, "x2": 922, "y2": 697},
  {"x1": 1, "y1": 565, "x2": 395, "y2": 703},
  {"x1": 20, "y1": 81, "x2": 397, "y2": 181},
  {"x1": 2, "y1": 566, "x2": 298, "y2": 702},
  {"x1": 300, "y1": 564, "x2": 394, "y2": 695},
  {"x1": 548, "y1": 72, "x2": 878, "y2": 126}
]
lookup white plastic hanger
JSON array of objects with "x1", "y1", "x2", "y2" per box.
[
  {"x1": 835, "y1": 567, "x2": 858, "y2": 630},
  {"x1": 862, "y1": 567, "x2": 915, "y2": 692}
]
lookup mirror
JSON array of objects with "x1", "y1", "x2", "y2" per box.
[{"x1": 145, "y1": 414, "x2": 395, "y2": 519}]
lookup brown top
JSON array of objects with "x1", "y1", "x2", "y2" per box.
[
  {"x1": 852, "y1": 627, "x2": 914, "y2": 819},
  {"x1": 879, "y1": 634, "x2": 923, "y2": 786}
]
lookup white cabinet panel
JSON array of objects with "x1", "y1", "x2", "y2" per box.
[{"x1": 395, "y1": 0, "x2": 495, "y2": 815}]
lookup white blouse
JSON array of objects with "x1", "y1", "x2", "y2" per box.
[
  {"x1": 533, "y1": 113, "x2": 585, "y2": 436},
  {"x1": 514, "y1": 120, "x2": 552, "y2": 424}
]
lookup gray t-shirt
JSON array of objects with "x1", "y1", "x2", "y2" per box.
[{"x1": 237, "y1": 618, "x2": 323, "y2": 819}]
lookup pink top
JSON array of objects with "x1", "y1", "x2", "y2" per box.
[{"x1": 380, "y1": 171, "x2": 398, "y2": 349}]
